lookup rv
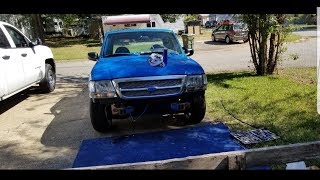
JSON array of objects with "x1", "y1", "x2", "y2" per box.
[
  {"x1": 43, "y1": 18, "x2": 63, "y2": 35},
  {"x1": 101, "y1": 14, "x2": 165, "y2": 33}
]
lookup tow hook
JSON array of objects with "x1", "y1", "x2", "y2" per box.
[
  {"x1": 112, "y1": 106, "x2": 134, "y2": 116},
  {"x1": 170, "y1": 102, "x2": 191, "y2": 112}
]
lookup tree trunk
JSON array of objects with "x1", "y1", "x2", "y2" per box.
[
  {"x1": 30, "y1": 14, "x2": 45, "y2": 43},
  {"x1": 267, "y1": 33, "x2": 276, "y2": 74}
]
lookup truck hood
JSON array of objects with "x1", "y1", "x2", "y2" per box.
[{"x1": 90, "y1": 54, "x2": 205, "y2": 81}]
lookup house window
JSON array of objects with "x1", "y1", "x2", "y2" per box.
[
  {"x1": 152, "y1": 22, "x2": 156, "y2": 27},
  {"x1": 147, "y1": 23, "x2": 151, "y2": 27}
]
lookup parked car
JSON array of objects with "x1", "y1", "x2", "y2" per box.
[
  {"x1": 88, "y1": 28, "x2": 207, "y2": 133},
  {"x1": 205, "y1": 21, "x2": 218, "y2": 28},
  {"x1": 0, "y1": 21, "x2": 56, "y2": 101},
  {"x1": 212, "y1": 23, "x2": 249, "y2": 44}
]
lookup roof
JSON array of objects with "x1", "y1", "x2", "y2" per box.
[
  {"x1": 105, "y1": 28, "x2": 173, "y2": 35},
  {"x1": 103, "y1": 14, "x2": 151, "y2": 25},
  {"x1": 0, "y1": 21, "x2": 13, "y2": 26}
]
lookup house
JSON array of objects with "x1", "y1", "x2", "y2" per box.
[
  {"x1": 199, "y1": 14, "x2": 238, "y2": 25},
  {"x1": 101, "y1": 14, "x2": 165, "y2": 33},
  {"x1": 162, "y1": 16, "x2": 185, "y2": 35},
  {"x1": 199, "y1": 14, "x2": 217, "y2": 26}
]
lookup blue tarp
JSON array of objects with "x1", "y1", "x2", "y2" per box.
[{"x1": 73, "y1": 123, "x2": 246, "y2": 168}]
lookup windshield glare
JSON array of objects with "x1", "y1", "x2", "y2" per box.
[
  {"x1": 104, "y1": 31, "x2": 182, "y2": 57},
  {"x1": 233, "y1": 23, "x2": 246, "y2": 30}
]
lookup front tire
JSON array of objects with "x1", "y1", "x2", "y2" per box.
[
  {"x1": 212, "y1": 35, "x2": 216, "y2": 42},
  {"x1": 225, "y1": 36, "x2": 231, "y2": 44},
  {"x1": 90, "y1": 100, "x2": 112, "y2": 133},
  {"x1": 186, "y1": 93, "x2": 206, "y2": 124},
  {"x1": 39, "y1": 64, "x2": 56, "y2": 93}
]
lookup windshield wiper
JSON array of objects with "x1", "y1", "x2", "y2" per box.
[
  {"x1": 104, "y1": 53, "x2": 138, "y2": 57},
  {"x1": 140, "y1": 49, "x2": 179, "y2": 55},
  {"x1": 140, "y1": 51, "x2": 163, "y2": 55}
]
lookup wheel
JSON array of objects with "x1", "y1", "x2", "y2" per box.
[
  {"x1": 186, "y1": 93, "x2": 206, "y2": 124},
  {"x1": 39, "y1": 64, "x2": 56, "y2": 93},
  {"x1": 225, "y1": 36, "x2": 231, "y2": 44},
  {"x1": 90, "y1": 100, "x2": 112, "y2": 133},
  {"x1": 212, "y1": 35, "x2": 216, "y2": 42}
]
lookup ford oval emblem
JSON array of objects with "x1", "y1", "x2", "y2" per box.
[{"x1": 147, "y1": 86, "x2": 157, "y2": 92}]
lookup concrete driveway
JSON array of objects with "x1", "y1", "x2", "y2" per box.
[{"x1": 0, "y1": 30, "x2": 316, "y2": 169}]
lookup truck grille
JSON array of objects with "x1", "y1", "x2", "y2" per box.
[{"x1": 112, "y1": 75, "x2": 186, "y2": 99}]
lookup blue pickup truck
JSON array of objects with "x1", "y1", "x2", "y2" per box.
[{"x1": 88, "y1": 29, "x2": 207, "y2": 133}]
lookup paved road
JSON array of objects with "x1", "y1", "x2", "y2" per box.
[
  {"x1": 192, "y1": 30, "x2": 316, "y2": 73},
  {"x1": 0, "y1": 30, "x2": 316, "y2": 169}
]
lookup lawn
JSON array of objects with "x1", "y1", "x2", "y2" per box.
[
  {"x1": 47, "y1": 29, "x2": 303, "y2": 60},
  {"x1": 205, "y1": 67, "x2": 319, "y2": 148},
  {"x1": 45, "y1": 38, "x2": 101, "y2": 61},
  {"x1": 51, "y1": 45, "x2": 101, "y2": 61},
  {"x1": 284, "y1": 33, "x2": 303, "y2": 43}
]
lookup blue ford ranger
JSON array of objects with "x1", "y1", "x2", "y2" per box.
[{"x1": 88, "y1": 29, "x2": 207, "y2": 132}]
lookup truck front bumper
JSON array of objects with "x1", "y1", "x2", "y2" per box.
[{"x1": 91, "y1": 91, "x2": 205, "y2": 118}]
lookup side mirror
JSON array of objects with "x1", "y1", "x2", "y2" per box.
[
  {"x1": 29, "y1": 42, "x2": 35, "y2": 48},
  {"x1": 183, "y1": 47, "x2": 194, "y2": 56},
  {"x1": 88, "y1": 52, "x2": 99, "y2": 61},
  {"x1": 31, "y1": 38, "x2": 42, "y2": 47},
  {"x1": 35, "y1": 38, "x2": 42, "y2": 45}
]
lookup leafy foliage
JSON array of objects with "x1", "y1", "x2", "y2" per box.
[
  {"x1": 241, "y1": 14, "x2": 293, "y2": 75},
  {"x1": 160, "y1": 14, "x2": 182, "y2": 23},
  {"x1": 183, "y1": 14, "x2": 200, "y2": 22}
]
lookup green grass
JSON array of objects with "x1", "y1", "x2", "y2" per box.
[
  {"x1": 113, "y1": 41, "x2": 163, "y2": 53},
  {"x1": 293, "y1": 24, "x2": 317, "y2": 31},
  {"x1": 51, "y1": 45, "x2": 101, "y2": 60},
  {"x1": 46, "y1": 38, "x2": 101, "y2": 61},
  {"x1": 205, "y1": 67, "x2": 319, "y2": 148},
  {"x1": 284, "y1": 33, "x2": 303, "y2": 42}
]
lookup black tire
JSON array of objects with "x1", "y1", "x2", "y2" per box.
[
  {"x1": 212, "y1": 35, "x2": 216, "y2": 42},
  {"x1": 187, "y1": 93, "x2": 206, "y2": 124},
  {"x1": 225, "y1": 36, "x2": 231, "y2": 44},
  {"x1": 39, "y1": 64, "x2": 56, "y2": 93},
  {"x1": 90, "y1": 100, "x2": 112, "y2": 133}
]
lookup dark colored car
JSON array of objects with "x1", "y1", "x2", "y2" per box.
[
  {"x1": 205, "y1": 21, "x2": 218, "y2": 28},
  {"x1": 212, "y1": 23, "x2": 248, "y2": 44}
]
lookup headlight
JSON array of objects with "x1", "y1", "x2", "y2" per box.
[
  {"x1": 186, "y1": 74, "x2": 207, "y2": 92},
  {"x1": 202, "y1": 74, "x2": 207, "y2": 85},
  {"x1": 89, "y1": 80, "x2": 117, "y2": 98}
]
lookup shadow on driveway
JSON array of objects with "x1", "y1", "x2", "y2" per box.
[{"x1": 40, "y1": 76, "x2": 211, "y2": 150}]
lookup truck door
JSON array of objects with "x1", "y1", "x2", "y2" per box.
[
  {"x1": 4, "y1": 24, "x2": 40, "y2": 86},
  {"x1": 0, "y1": 26, "x2": 26, "y2": 97},
  {"x1": 0, "y1": 27, "x2": 10, "y2": 98}
]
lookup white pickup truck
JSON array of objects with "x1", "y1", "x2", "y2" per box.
[{"x1": 0, "y1": 21, "x2": 56, "y2": 101}]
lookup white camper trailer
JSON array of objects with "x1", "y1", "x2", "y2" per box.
[{"x1": 101, "y1": 14, "x2": 165, "y2": 33}]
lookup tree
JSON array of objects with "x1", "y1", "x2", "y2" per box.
[
  {"x1": 183, "y1": 14, "x2": 200, "y2": 23},
  {"x1": 160, "y1": 14, "x2": 182, "y2": 23},
  {"x1": 30, "y1": 14, "x2": 45, "y2": 43},
  {"x1": 241, "y1": 14, "x2": 291, "y2": 75}
]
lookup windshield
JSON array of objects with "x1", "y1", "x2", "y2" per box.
[
  {"x1": 103, "y1": 31, "x2": 182, "y2": 57},
  {"x1": 233, "y1": 23, "x2": 247, "y2": 30}
]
